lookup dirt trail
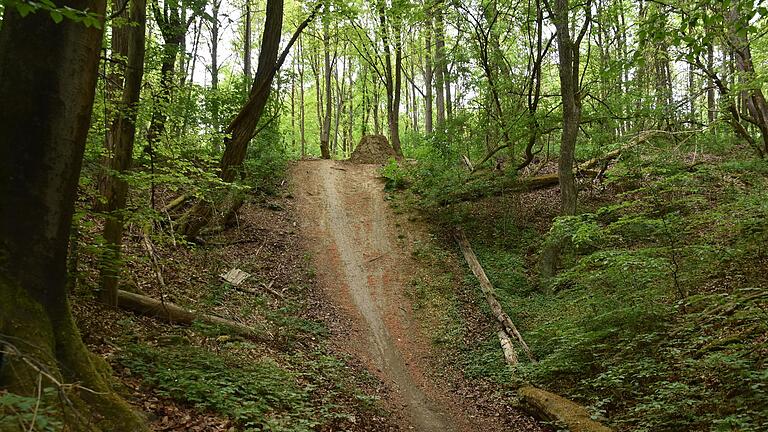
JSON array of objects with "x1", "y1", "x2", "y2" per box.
[{"x1": 292, "y1": 160, "x2": 522, "y2": 431}]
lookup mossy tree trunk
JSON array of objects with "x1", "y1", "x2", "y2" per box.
[{"x1": 0, "y1": 5, "x2": 147, "y2": 430}]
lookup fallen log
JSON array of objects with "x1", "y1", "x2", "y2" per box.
[
  {"x1": 455, "y1": 228, "x2": 535, "y2": 362},
  {"x1": 162, "y1": 193, "x2": 191, "y2": 213},
  {"x1": 117, "y1": 290, "x2": 260, "y2": 339},
  {"x1": 497, "y1": 329, "x2": 519, "y2": 365},
  {"x1": 519, "y1": 386, "x2": 612, "y2": 432}
]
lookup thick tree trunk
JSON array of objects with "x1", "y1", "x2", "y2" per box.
[
  {"x1": 0, "y1": 4, "x2": 147, "y2": 430},
  {"x1": 99, "y1": 0, "x2": 148, "y2": 308},
  {"x1": 726, "y1": 7, "x2": 768, "y2": 155}
]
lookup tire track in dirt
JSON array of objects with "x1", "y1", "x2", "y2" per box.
[{"x1": 292, "y1": 160, "x2": 523, "y2": 431}]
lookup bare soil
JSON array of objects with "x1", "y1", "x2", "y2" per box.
[{"x1": 291, "y1": 160, "x2": 543, "y2": 431}]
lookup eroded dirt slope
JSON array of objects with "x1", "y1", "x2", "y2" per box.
[{"x1": 291, "y1": 160, "x2": 541, "y2": 431}]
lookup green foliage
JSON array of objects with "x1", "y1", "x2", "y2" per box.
[
  {"x1": 380, "y1": 158, "x2": 407, "y2": 190},
  {"x1": 4, "y1": 0, "x2": 102, "y2": 27},
  {"x1": 0, "y1": 388, "x2": 63, "y2": 432},
  {"x1": 120, "y1": 344, "x2": 319, "y2": 431}
]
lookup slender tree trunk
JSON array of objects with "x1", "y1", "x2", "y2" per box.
[
  {"x1": 244, "y1": 0, "x2": 252, "y2": 87},
  {"x1": 707, "y1": 43, "x2": 716, "y2": 124},
  {"x1": 550, "y1": 0, "x2": 589, "y2": 215},
  {"x1": 434, "y1": 3, "x2": 446, "y2": 128},
  {"x1": 291, "y1": 51, "x2": 297, "y2": 151},
  {"x1": 179, "y1": 0, "x2": 285, "y2": 237},
  {"x1": 726, "y1": 6, "x2": 768, "y2": 155},
  {"x1": 410, "y1": 58, "x2": 419, "y2": 133},
  {"x1": 379, "y1": 1, "x2": 403, "y2": 156},
  {"x1": 0, "y1": 3, "x2": 148, "y2": 430},
  {"x1": 147, "y1": 2, "x2": 186, "y2": 151},
  {"x1": 210, "y1": 0, "x2": 222, "y2": 135},
  {"x1": 99, "y1": 0, "x2": 148, "y2": 308},
  {"x1": 95, "y1": 0, "x2": 131, "y2": 211},
  {"x1": 298, "y1": 36, "x2": 306, "y2": 156},
  {"x1": 320, "y1": 11, "x2": 332, "y2": 159},
  {"x1": 373, "y1": 79, "x2": 381, "y2": 134},
  {"x1": 424, "y1": 19, "x2": 434, "y2": 133}
]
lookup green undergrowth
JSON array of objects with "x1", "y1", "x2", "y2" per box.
[
  {"x1": 118, "y1": 343, "x2": 375, "y2": 431},
  {"x1": 390, "y1": 144, "x2": 768, "y2": 431},
  {"x1": 108, "y1": 289, "x2": 382, "y2": 431}
]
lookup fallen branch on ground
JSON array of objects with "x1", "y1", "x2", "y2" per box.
[
  {"x1": 117, "y1": 290, "x2": 261, "y2": 339},
  {"x1": 454, "y1": 227, "x2": 535, "y2": 362},
  {"x1": 519, "y1": 386, "x2": 613, "y2": 432}
]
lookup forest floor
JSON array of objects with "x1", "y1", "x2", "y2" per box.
[
  {"x1": 291, "y1": 159, "x2": 543, "y2": 431},
  {"x1": 69, "y1": 158, "x2": 545, "y2": 431}
]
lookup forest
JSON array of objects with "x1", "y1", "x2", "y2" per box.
[{"x1": 0, "y1": 0, "x2": 767, "y2": 430}]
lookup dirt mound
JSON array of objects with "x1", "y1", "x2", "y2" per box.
[{"x1": 349, "y1": 134, "x2": 397, "y2": 164}]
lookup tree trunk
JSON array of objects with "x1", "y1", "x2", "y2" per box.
[
  {"x1": 434, "y1": 3, "x2": 446, "y2": 128},
  {"x1": 95, "y1": 0, "x2": 131, "y2": 211},
  {"x1": 0, "y1": 4, "x2": 147, "y2": 430},
  {"x1": 99, "y1": 0, "x2": 148, "y2": 308},
  {"x1": 726, "y1": 6, "x2": 768, "y2": 155},
  {"x1": 320, "y1": 8, "x2": 332, "y2": 159},
  {"x1": 147, "y1": 1, "x2": 186, "y2": 151},
  {"x1": 178, "y1": 0, "x2": 321, "y2": 238},
  {"x1": 707, "y1": 43, "x2": 716, "y2": 124},
  {"x1": 117, "y1": 290, "x2": 260, "y2": 339},
  {"x1": 209, "y1": 0, "x2": 222, "y2": 134},
  {"x1": 298, "y1": 36, "x2": 307, "y2": 157},
  {"x1": 550, "y1": 0, "x2": 589, "y2": 215},
  {"x1": 424, "y1": 18, "x2": 434, "y2": 133},
  {"x1": 379, "y1": 1, "x2": 403, "y2": 157},
  {"x1": 244, "y1": 0, "x2": 252, "y2": 86}
]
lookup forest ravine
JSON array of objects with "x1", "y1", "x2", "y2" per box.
[{"x1": 292, "y1": 160, "x2": 535, "y2": 431}]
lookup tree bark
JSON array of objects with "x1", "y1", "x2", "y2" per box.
[
  {"x1": 118, "y1": 290, "x2": 260, "y2": 339},
  {"x1": 455, "y1": 229, "x2": 534, "y2": 362},
  {"x1": 147, "y1": 0, "x2": 187, "y2": 151},
  {"x1": 178, "y1": 0, "x2": 321, "y2": 238},
  {"x1": 95, "y1": 0, "x2": 131, "y2": 211},
  {"x1": 0, "y1": 4, "x2": 147, "y2": 430},
  {"x1": 549, "y1": 0, "x2": 589, "y2": 215},
  {"x1": 424, "y1": 17, "x2": 434, "y2": 133},
  {"x1": 434, "y1": 2, "x2": 446, "y2": 128},
  {"x1": 99, "y1": 0, "x2": 148, "y2": 308},
  {"x1": 244, "y1": 0, "x2": 252, "y2": 86},
  {"x1": 320, "y1": 6, "x2": 333, "y2": 159}
]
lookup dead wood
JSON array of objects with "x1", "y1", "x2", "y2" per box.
[
  {"x1": 519, "y1": 386, "x2": 612, "y2": 432},
  {"x1": 497, "y1": 329, "x2": 519, "y2": 365},
  {"x1": 455, "y1": 228, "x2": 535, "y2": 362},
  {"x1": 117, "y1": 290, "x2": 261, "y2": 339},
  {"x1": 162, "y1": 193, "x2": 191, "y2": 213}
]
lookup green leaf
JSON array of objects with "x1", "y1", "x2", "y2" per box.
[
  {"x1": 49, "y1": 9, "x2": 63, "y2": 23},
  {"x1": 16, "y1": 3, "x2": 34, "y2": 16}
]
